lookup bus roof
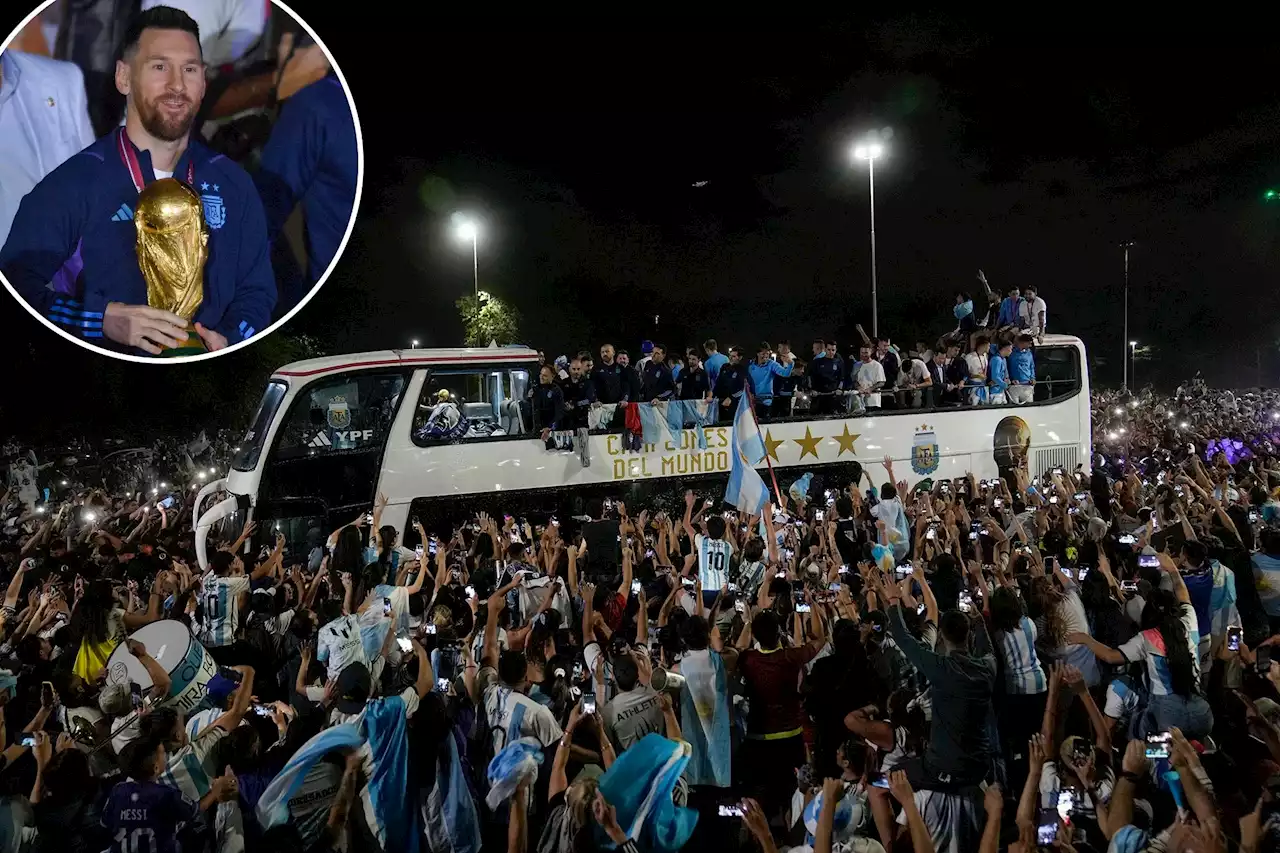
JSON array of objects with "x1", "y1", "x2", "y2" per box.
[{"x1": 272, "y1": 345, "x2": 541, "y2": 379}]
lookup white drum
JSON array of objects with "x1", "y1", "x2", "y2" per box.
[{"x1": 104, "y1": 620, "x2": 217, "y2": 714}]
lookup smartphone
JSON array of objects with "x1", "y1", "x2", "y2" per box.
[
  {"x1": 814, "y1": 510, "x2": 825, "y2": 522},
  {"x1": 869, "y1": 772, "x2": 891, "y2": 789},
  {"x1": 1057, "y1": 788, "x2": 1075, "y2": 821},
  {"x1": 1145, "y1": 731, "x2": 1172, "y2": 759},
  {"x1": 1250, "y1": 511, "x2": 1260, "y2": 523},
  {"x1": 365, "y1": 512, "x2": 373, "y2": 525},
  {"x1": 926, "y1": 528, "x2": 937, "y2": 541},
  {"x1": 681, "y1": 577, "x2": 695, "y2": 588},
  {"x1": 383, "y1": 597, "x2": 392, "y2": 617},
  {"x1": 40, "y1": 681, "x2": 54, "y2": 707},
  {"x1": 436, "y1": 677, "x2": 450, "y2": 692},
  {"x1": 414, "y1": 545, "x2": 425, "y2": 561},
  {"x1": 829, "y1": 582, "x2": 842, "y2": 592},
  {"x1": 253, "y1": 704, "x2": 274, "y2": 717},
  {"x1": 20, "y1": 736, "x2": 36, "y2": 748},
  {"x1": 1121, "y1": 579, "x2": 1139, "y2": 592},
  {"x1": 1228, "y1": 625, "x2": 1242, "y2": 651},
  {"x1": 631, "y1": 580, "x2": 642, "y2": 595},
  {"x1": 573, "y1": 661, "x2": 584, "y2": 680},
  {"x1": 130, "y1": 682, "x2": 143, "y2": 710},
  {"x1": 1049, "y1": 495, "x2": 1059, "y2": 505},
  {"x1": 1258, "y1": 645, "x2": 1272, "y2": 675},
  {"x1": 796, "y1": 603, "x2": 812, "y2": 613},
  {"x1": 958, "y1": 591, "x2": 973, "y2": 613},
  {"x1": 1138, "y1": 554, "x2": 1160, "y2": 569},
  {"x1": 465, "y1": 585, "x2": 476, "y2": 599},
  {"x1": 582, "y1": 694, "x2": 597, "y2": 715},
  {"x1": 1118, "y1": 534, "x2": 1136, "y2": 546},
  {"x1": 717, "y1": 803, "x2": 744, "y2": 817},
  {"x1": 425, "y1": 623, "x2": 437, "y2": 635},
  {"x1": 159, "y1": 496, "x2": 176, "y2": 510},
  {"x1": 1037, "y1": 808, "x2": 1059, "y2": 845},
  {"x1": 734, "y1": 600, "x2": 745, "y2": 612}
]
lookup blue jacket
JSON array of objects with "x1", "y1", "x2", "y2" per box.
[
  {"x1": 703, "y1": 351, "x2": 728, "y2": 388},
  {"x1": 256, "y1": 73, "x2": 358, "y2": 299},
  {"x1": 1008, "y1": 347, "x2": 1035, "y2": 383},
  {"x1": 747, "y1": 359, "x2": 792, "y2": 405},
  {"x1": 1, "y1": 128, "x2": 276, "y2": 353}
]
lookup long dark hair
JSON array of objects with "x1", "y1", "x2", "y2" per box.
[
  {"x1": 68, "y1": 578, "x2": 115, "y2": 646},
  {"x1": 376, "y1": 525, "x2": 398, "y2": 567},
  {"x1": 1141, "y1": 589, "x2": 1196, "y2": 697},
  {"x1": 331, "y1": 526, "x2": 364, "y2": 578}
]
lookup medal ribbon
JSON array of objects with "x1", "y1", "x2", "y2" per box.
[{"x1": 117, "y1": 127, "x2": 194, "y2": 192}]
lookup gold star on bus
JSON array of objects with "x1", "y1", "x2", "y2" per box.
[
  {"x1": 794, "y1": 426, "x2": 822, "y2": 460},
  {"x1": 763, "y1": 430, "x2": 785, "y2": 462},
  {"x1": 833, "y1": 424, "x2": 860, "y2": 457}
]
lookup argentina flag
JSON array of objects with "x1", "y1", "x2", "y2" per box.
[{"x1": 724, "y1": 400, "x2": 768, "y2": 514}]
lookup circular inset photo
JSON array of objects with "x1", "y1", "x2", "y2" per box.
[
  {"x1": 993, "y1": 414, "x2": 1031, "y2": 474},
  {"x1": 0, "y1": 0, "x2": 362, "y2": 361}
]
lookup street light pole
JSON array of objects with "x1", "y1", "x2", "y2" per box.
[
  {"x1": 1121, "y1": 241, "x2": 1134, "y2": 389},
  {"x1": 1129, "y1": 341, "x2": 1138, "y2": 389},
  {"x1": 868, "y1": 157, "x2": 878, "y2": 338},
  {"x1": 853, "y1": 140, "x2": 886, "y2": 338},
  {"x1": 471, "y1": 232, "x2": 479, "y2": 297}
]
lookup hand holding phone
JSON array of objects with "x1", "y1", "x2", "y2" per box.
[{"x1": 582, "y1": 693, "x2": 597, "y2": 715}]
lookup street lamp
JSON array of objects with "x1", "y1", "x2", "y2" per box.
[
  {"x1": 410, "y1": 339, "x2": 419, "y2": 349},
  {"x1": 1121, "y1": 241, "x2": 1134, "y2": 388},
  {"x1": 453, "y1": 216, "x2": 480, "y2": 296},
  {"x1": 1129, "y1": 340, "x2": 1138, "y2": 388},
  {"x1": 852, "y1": 140, "x2": 885, "y2": 337}
]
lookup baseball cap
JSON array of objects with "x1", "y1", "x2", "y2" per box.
[
  {"x1": 335, "y1": 662, "x2": 372, "y2": 715},
  {"x1": 641, "y1": 340, "x2": 654, "y2": 355},
  {"x1": 204, "y1": 673, "x2": 238, "y2": 707},
  {"x1": 99, "y1": 682, "x2": 134, "y2": 717}
]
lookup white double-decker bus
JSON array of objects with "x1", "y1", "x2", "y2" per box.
[{"x1": 194, "y1": 337, "x2": 1091, "y2": 566}]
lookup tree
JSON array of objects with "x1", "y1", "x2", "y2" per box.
[{"x1": 456, "y1": 293, "x2": 521, "y2": 347}]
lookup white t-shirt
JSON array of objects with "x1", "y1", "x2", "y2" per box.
[
  {"x1": 140, "y1": 0, "x2": 267, "y2": 68},
  {"x1": 855, "y1": 360, "x2": 887, "y2": 408},
  {"x1": 694, "y1": 533, "x2": 734, "y2": 590},
  {"x1": 316, "y1": 614, "x2": 367, "y2": 681},
  {"x1": 153, "y1": 169, "x2": 173, "y2": 179},
  {"x1": 1020, "y1": 297, "x2": 1047, "y2": 335},
  {"x1": 478, "y1": 666, "x2": 563, "y2": 754},
  {"x1": 898, "y1": 358, "x2": 930, "y2": 388}
]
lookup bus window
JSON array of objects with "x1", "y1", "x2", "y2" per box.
[
  {"x1": 233, "y1": 380, "x2": 287, "y2": 472},
  {"x1": 1034, "y1": 345, "x2": 1081, "y2": 403},
  {"x1": 412, "y1": 368, "x2": 524, "y2": 444},
  {"x1": 274, "y1": 372, "x2": 405, "y2": 461}
]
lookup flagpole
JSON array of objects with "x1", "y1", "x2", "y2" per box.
[{"x1": 742, "y1": 387, "x2": 784, "y2": 506}]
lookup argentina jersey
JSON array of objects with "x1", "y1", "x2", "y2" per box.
[
  {"x1": 695, "y1": 534, "x2": 734, "y2": 591},
  {"x1": 200, "y1": 574, "x2": 249, "y2": 648}
]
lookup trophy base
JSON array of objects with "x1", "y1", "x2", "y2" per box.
[{"x1": 159, "y1": 326, "x2": 207, "y2": 358}]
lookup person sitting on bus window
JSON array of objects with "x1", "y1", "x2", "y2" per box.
[
  {"x1": 1008, "y1": 334, "x2": 1036, "y2": 404},
  {"x1": 417, "y1": 389, "x2": 468, "y2": 442},
  {"x1": 534, "y1": 365, "x2": 566, "y2": 443}
]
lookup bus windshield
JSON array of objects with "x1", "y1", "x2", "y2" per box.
[{"x1": 233, "y1": 380, "x2": 287, "y2": 472}]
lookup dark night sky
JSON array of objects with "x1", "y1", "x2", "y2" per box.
[{"x1": 3, "y1": 12, "x2": 1279, "y2": 439}]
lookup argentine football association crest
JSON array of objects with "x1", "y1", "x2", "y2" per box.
[
  {"x1": 200, "y1": 188, "x2": 225, "y2": 230},
  {"x1": 327, "y1": 396, "x2": 351, "y2": 430},
  {"x1": 911, "y1": 424, "x2": 940, "y2": 476}
]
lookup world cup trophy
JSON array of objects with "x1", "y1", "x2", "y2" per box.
[{"x1": 134, "y1": 178, "x2": 209, "y2": 356}]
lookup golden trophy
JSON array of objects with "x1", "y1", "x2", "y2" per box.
[{"x1": 134, "y1": 178, "x2": 209, "y2": 356}]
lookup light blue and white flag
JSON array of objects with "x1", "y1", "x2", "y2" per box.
[
  {"x1": 638, "y1": 402, "x2": 673, "y2": 446},
  {"x1": 257, "y1": 724, "x2": 364, "y2": 829},
  {"x1": 724, "y1": 399, "x2": 768, "y2": 514}
]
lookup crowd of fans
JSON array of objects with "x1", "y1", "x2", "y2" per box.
[{"x1": 3, "y1": 363, "x2": 1280, "y2": 852}]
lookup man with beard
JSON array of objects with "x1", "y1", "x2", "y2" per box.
[{"x1": 1, "y1": 6, "x2": 275, "y2": 356}]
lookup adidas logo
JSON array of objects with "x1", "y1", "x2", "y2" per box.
[
  {"x1": 111, "y1": 204, "x2": 134, "y2": 222},
  {"x1": 307, "y1": 432, "x2": 332, "y2": 448}
]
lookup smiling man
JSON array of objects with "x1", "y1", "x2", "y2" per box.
[{"x1": 0, "y1": 6, "x2": 275, "y2": 356}]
